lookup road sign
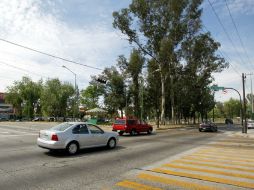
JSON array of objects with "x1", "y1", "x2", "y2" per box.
[{"x1": 210, "y1": 85, "x2": 224, "y2": 91}]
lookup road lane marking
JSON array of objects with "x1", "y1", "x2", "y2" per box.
[
  {"x1": 196, "y1": 150, "x2": 254, "y2": 159},
  {"x1": 0, "y1": 134, "x2": 37, "y2": 137},
  {"x1": 197, "y1": 147, "x2": 254, "y2": 154},
  {"x1": 151, "y1": 168, "x2": 254, "y2": 189},
  {"x1": 172, "y1": 159, "x2": 254, "y2": 173},
  {"x1": 182, "y1": 156, "x2": 254, "y2": 168},
  {"x1": 163, "y1": 163, "x2": 254, "y2": 180},
  {"x1": 190, "y1": 153, "x2": 254, "y2": 163},
  {"x1": 138, "y1": 173, "x2": 224, "y2": 190},
  {"x1": 116, "y1": 180, "x2": 161, "y2": 190}
]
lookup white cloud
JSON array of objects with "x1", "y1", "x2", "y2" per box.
[
  {"x1": 226, "y1": 0, "x2": 254, "y2": 15},
  {"x1": 0, "y1": 0, "x2": 129, "y2": 92}
]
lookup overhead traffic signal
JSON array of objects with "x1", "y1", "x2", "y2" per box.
[{"x1": 96, "y1": 78, "x2": 107, "y2": 84}]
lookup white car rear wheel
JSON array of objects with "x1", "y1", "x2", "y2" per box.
[{"x1": 67, "y1": 142, "x2": 79, "y2": 155}]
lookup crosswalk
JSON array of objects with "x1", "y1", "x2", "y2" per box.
[
  {"x1": 112, "y1": 136, "x2": 254, "y2": 190},
  {"x1": 0, "y1": 127, "x2": 37, "y2": 137}
]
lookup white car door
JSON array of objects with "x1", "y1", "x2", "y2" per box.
[
  {"x1": 87, "y1": 124, "x2": 107, "y2": 146},
  {"x1": 72, "y1": 124, "x2": 93, "y2": 148}
]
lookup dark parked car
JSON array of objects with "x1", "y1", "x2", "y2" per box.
[
  {"x1": 199, "y1": 121, "x2": 217, "y2": 132},
  {"x1": 225, "y1": 118, "x2": 233, "y2": 124},
  {"x1": 33, "y1": 117, "x2": 44, "y2": 121}
]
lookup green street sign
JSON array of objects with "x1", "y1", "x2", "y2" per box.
[{"x1": 210, "y1": 85, "x2": 224, "y2": 91}]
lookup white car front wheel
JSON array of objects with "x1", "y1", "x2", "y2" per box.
[{"x1": 107, "y1": 138, "x2": 116, "y2": 149}]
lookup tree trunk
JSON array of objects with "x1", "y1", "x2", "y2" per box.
[
  {"x1": 160, "y1": 75, "x2": 166, "y2": 125},
  {"x1": 170, "y1": 76, "x2": 175, "y2": 124}
]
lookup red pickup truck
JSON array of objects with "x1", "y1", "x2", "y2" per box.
[{"x1": 112, "y1": 117, "x2": 153, "y2": 136}]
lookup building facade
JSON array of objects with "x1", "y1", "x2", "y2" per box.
[{"x1": 0, "y1": 93, "x2": 14, "y2": 120}]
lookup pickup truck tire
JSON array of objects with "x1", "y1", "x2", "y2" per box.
[
  {"x1": 147, "y1": 128, "x2": 152, "y2": 134},
  {"x1": 130, "y1": 129, "x2": 136, "y2": 136},
  {"x1": 118, "y1": 131, "x2": 124, "y2": 136}
]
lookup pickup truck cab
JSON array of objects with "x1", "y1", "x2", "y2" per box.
[{"x1": 112, "y1": 117, "x2": 153, "y2": 136}]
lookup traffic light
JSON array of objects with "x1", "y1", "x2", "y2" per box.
[{"x1": 96, "y1": 78, "x2": 107, "y2": 84}]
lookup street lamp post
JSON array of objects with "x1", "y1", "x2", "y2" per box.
[{"x1": 62, "y1": 65, "x2": 77, "y2": 121}]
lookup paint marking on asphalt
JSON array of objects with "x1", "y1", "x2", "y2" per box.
[
  {"x1": 151, "y1": 168, "x2": 254, "y2": 189},
  {"x1": 196, "y1": 150, "x2": 254, "y2": 159},
  {"x1": 172, "y1": 159, "x2": 254, "y2": 173},
  {"x1": 138, "y1": 173, "x2": 224, "y2": 190},
  {"x1": 163, "y1": 163, "x2": 254, "y2": 180},
  {"x1": 182, "y1": 156, "x2": 254, "y2": 168},
  {"x1": 0, "y1": 134, "x2": 37, "y2": 137},
  {"x1": 116, "y1": 180, "x2": 161, "y2": 190},
  {"x1": 197, "y1": 147, "x2": 254, "y2": 154},
  {"x1": 190, "y1": 153, "x2": 254, "y2": 163}
]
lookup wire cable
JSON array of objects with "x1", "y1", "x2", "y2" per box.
[
  {"x1": 207, "y1": 0, "x2": 252, "y2": 71},
  {"x1": 0, "y1": 38, "x2": 103, "y2": 71},
  {"x1": 202, "y1": 26, "x2": 242, "y2": 77},
  {"x1": 0, "y1": 60, "x2": 51, "y2": 79},
  {"x1": 224, "y1": 0, "x2": 253, "y2": 70}
]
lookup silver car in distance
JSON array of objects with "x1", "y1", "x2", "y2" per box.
[{"x1": 37, "y1": 122, "x2": 119, "y2": 154}]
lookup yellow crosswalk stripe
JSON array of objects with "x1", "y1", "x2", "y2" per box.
[
  {"x1": 197, "y1": 149, "x2": 254, "y2": 156},
  {"x1": 116, "y1": 180, "x2": 161, "y2": 190},
  {"x1": 207, "y1": 143, "x2": 253, "y2": 149},
  {"x1": 152, "y1": 168, "x2": 254, "y2": 189},
  {"x1": 172, "y1": 160, "x2": 254, "y2": 173},
  {"x1": 183, "y1": 156, "x2": 254, "y2": 168},
  {"x1": 163, "y1": 163, "x2": 254, "y2": 180},
  {"x1": 195, "y1": 150, "x2": 254, "y2": 159},
  {"x1": 190, "y1": 153, "x2": 254, "y2": 163},
  {"x1": 138, "y1": 173, "x2": 225, "y2": 190}
]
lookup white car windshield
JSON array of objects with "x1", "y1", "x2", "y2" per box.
[{"x1": 50, "y1": 123, "x2": 72, "y2": 131}]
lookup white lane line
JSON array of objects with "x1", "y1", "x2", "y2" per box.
[
  {"x1": 0, "y1": 127, "x2": 37, "y2": 134},
  {"x1": 0, "y1": 134, "x2": 38, "y2": 138},
  {"x1": 0, "y1": 131, "x2": 10, "y2": 134}
]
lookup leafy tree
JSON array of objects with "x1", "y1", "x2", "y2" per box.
[
  {"x1": 5, "y1": 77, "x2": 42, "y2": 119},
  {"x1": 40, "y1": 79, "x2": 74, "y2": 118},
  {"x1": 113, "y1": 0, "x2": 205, "y2": 124},
  {"x1": 117, "y1": 49, "x2": 144, "y2": 118},
  {"x1": 80, "y1": 85, "x2": 101, "y2": 109},
  {"x1": 99, "y1": 66, "x2": 125, "y2": 117},
  {"x1": 224, "y1": 98, "x2": 241, "y2": 119}
]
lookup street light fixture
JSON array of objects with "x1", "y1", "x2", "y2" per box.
[{"x1": 62, "y1": 65, "x2": 77, "y2": 121}]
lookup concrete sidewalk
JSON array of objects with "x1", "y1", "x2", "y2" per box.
[
  {"x1": 111, "y1": 128, "x2": 254, "y2": 190},
  {"x1": 230, "y1": 128, "x2": 254, "y2": 138}
]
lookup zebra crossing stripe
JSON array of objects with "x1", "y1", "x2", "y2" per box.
[
  {"x1": 163, "y1": 163, "x2": 254, "y2": 180},
  {"x1": 183, "y1": 156, "x2": 254, "y2": 168},
  {"x1": 116, "y1": 180, "x2": 161, "y2": 190},
  {"x1": 172, "y1": 159, "x2": 254, "y2": 173},
  {"x1": 138, "y1": 173, "x2": 224, "y2": 190},
  {"x1": 151, "y1": 168, "x2": 254, "y2": 189}
]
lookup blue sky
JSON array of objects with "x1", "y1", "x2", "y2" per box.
[{"x1": 0, "y1": 0, "x2": 253, "y2": 102}]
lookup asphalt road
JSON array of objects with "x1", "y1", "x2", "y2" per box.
[{"x1": 0, "y1": 122, "x2": 235, "y2": 190}]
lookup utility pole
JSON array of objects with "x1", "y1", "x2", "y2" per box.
[
  {"x1": 246, "y1": 73, "x2": 254, "y2": 116},
  {"x1": 242, "y1": 73, "x2": 247, "y2": 133},
  {"x1": 141, "y1": 77, "x2": 144, "y2": 121}
]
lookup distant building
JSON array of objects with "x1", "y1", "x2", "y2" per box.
[{"x1": 0, "y1": 92, "x2": 14, "y2": 120}]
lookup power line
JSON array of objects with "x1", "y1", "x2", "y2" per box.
[
  {"x1": 202, "y1": 26, "x2": 241, "y2": 77},
  {"x1": 207, "y1": 0, "x2": 252, "y2": 71},
  {"x1": 224, "y1": 0, "x2": 253, "y2": 69},
  {"x1": 0, "y1": 38, "x2": 103, "y2": 71},
  {"x1": 0, "y1": 60, "x2": 51, "y2": 79}
]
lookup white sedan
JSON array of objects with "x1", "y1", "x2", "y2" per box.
[
  {"x1": 37, "y1": 122, "x2": 119, "y2": 154},
  {"x1": 247, "y1": 120, "x2": 254, "y2": 129}
]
